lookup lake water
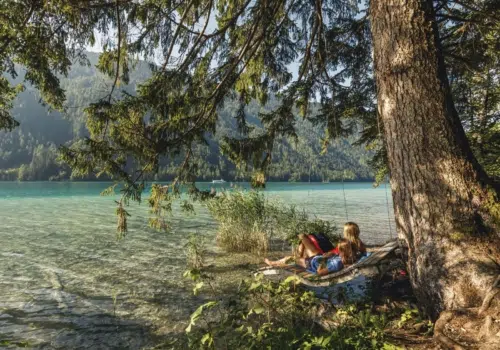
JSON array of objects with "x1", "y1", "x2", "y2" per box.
[{"x1": 0, "y1": 182, "x2": 395, "y2": 349}]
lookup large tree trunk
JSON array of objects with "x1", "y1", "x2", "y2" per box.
[{"x1": 369, "y1": 0, "x2": 500, "y2": 320}]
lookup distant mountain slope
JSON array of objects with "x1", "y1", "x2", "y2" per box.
[{"x1": 0, "y1": 52, "x2": 373, "y2": 181}]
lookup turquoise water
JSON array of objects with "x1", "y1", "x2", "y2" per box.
[{"x1": 0, "y1": 182, "x2": 395, "y2": 348}]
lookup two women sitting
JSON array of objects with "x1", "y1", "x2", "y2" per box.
[{"x1": 264, "y1": 222, "x2": 366, "y2": 276}]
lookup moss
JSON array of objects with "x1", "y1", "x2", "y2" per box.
[
  {"x1": 482, "y1": 186, "x2": 500, "y2": 227},
  {"x1": 450, "y1": 231, "x2": 465, "y2": 242},
  {"x1": 470, "y1": 185, "x2": 500, "y2": 232},
  {"x1": 0, "y1": 340, "x2": 31, "y2": 348}
]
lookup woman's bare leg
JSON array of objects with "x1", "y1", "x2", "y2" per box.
[
  {"x1": 297, "y1": 242, "x2": 305, "y2": 258},
  {"x1": 265, "y1": 235, "x2": 320, "y2": 267},
  {"x1": 298, "y1": 234, "x2": 321, "y2": 258},
  {"x1": 295, "y1": 257, "x2": 307, "y2": 268},
  {"x1": 265, "y1": 256, "x2": 308, "y2": 269},
  {"x1": 264, "y1": 256, "x2": 293, "y2": 266}
]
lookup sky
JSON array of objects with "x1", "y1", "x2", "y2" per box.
[{"x1": 85, "y1": 8, "x2": 302, "y2": 80}]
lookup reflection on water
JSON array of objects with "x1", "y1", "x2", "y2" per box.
[{"x1": 0, "y1": 182, "x2": 395, "y2": 348}]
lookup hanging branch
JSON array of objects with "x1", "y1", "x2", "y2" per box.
[
  {"x1": 109, "y1": 0, "x2": 122, "y2": 102},
  {"x1": 101, "y1": 0, "x2": 123, "y2": 141},
  {"x1": 161, "y1": 0, "x2": 196, "y2": 71}
]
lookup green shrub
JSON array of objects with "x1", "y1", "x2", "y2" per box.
[
  {"x1": 206, "y1": 190, "x2": 279, "y2": 254},
  {"x1": 206, "y1": 189, "x2": 339, "y2": 255},
  {"x1": 279, "y1": 206, "x2": 339, "y2": 245},
  {"x1": 178, "y1": 271, "x2": 400, "y2": 350}
]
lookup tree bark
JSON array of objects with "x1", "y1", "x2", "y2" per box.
[{"x1": 369, "y1": 0, "x2": 500, "y2": 320}]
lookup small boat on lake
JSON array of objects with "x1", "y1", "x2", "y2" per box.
[{"x1": 212, "y1": 179, "x2": 226, "y2": 184}]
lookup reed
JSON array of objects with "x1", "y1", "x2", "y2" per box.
[{"x1": 206, "y1": 189, "x2": 339, "y2": 255}]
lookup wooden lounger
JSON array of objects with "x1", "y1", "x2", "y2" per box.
[{"x1": 257, "y1": 240, "x2": 400, "y2": 287}]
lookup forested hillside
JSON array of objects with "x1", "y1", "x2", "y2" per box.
[{"x1": 0, "y1": 52, "x2": 373, "y2": 181}]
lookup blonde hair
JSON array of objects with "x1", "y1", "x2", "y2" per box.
[
  {"x1": 343, "y1": 222, "x2": 366, "y2": 253},
  {"x1": 338, "y1": 239, "x2": 356, "y2": 265}
]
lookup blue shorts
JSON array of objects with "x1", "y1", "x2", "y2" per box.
[{"x1": 307, "y1": 255, "x2": 343, "y2": 274}]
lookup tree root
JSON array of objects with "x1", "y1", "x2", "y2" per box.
[
  {"x1": 478, "y1": 315, "x2": 493, "y2": 340},
  {"x1": 479, "y1": 275, "x2": 500, "y2": 315},
  {"x1": 434, "y1": 311, "x2": 465, "y2": 350}
]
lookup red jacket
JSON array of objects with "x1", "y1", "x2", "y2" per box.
[{"x1": 307, "y1": 234, "x2": 339, "y2": 255}]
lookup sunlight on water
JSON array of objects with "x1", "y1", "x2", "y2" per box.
[{"x1": 0, "y1": 182, "x2": 395, "y2": 348}]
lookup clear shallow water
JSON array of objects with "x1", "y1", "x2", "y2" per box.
[{"x1": 0, "y1": 182, "x2": 395, "y2": 349}]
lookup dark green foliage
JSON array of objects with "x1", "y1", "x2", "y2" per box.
[
  {"x1": 442, "y1": 0, "x2": 500, "y2": 179},
  {"x1": 19, "y1": 144, "x2": 61, "y2": 181},
  {"x1": 0, "y1": 54, "x2": 373, "y2": 183},
  {"x1": 0, "y1": 0, "x2": 109, "y2": 131},
  {"x1": 8, "y1": 0, "x2": 375, "y2": 208},
  {"x1": 177, "y1": 271, "x2": 398, "y2": 350},
  {"x1": 360, "y1": 1, "x2": 500, "y2": 183}
]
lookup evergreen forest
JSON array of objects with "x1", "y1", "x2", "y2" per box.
[{"x1": 0, "y1": 53, "x2": 373, "y2": 182}]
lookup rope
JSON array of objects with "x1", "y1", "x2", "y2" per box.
[
  {"x1": 332, "y1": 111, "x2": 349, "y2": 222},
  {"x1": 340, "y1": 168, "x2": 349, "y2": 221},
  {"x1": 318, "y1": 20, "x2": 348, "y2": 223},
  {"x1": 384, "y1": 179, "x2": 393, "y2": 240}
]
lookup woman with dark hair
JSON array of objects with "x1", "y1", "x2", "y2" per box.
[
  {"x1": 264, "y1": 235, "x2": 357, "y2": 276},
  {"x1": 264, "y1": 233, "x2": 321, "y2": 268}
]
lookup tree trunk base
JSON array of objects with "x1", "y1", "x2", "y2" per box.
[
  {"x1": 434, "y1": 305, "x2": 500, "y2": 349},
  {"x1": 479, "y1": 275, "x2": 500, "y2": 315},
  {"x1": 434, "y1": 311, "x2": 466, "y2": 350}
]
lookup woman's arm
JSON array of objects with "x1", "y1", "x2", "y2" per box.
[
  {"x1": 322, "y1": 245, "x2": 339, "y2": 258},
  {"x1": 316, "y1": 257, "x2": 343, "y2": 275},
  {"x1": 360, "y1": 241, "x2": 367, "y2": 253},
  {"x1": 316, "y1": 266, "x2": 330, "y2": 276}
]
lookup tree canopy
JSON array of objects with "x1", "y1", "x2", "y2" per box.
[
  {"x1": 1, "y1": 1, "x2": 497, "y2": 187},
  {"x1": 0, "y1": 53, "x2": 374, "y2": 181}
]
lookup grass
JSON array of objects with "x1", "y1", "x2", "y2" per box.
[
  {"x1": 206, "y1": 190, "x2": 280, "y2": 255},
  {"x1": 206, "y1": 189, "x2": 340, "y2": 255}
]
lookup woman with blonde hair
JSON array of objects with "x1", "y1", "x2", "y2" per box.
[
  {"x1": 322, "y1": 222, "x2": 366, "y2": 259},
  {"x1": 343, "y1": 222, "x2": 366, "y2": 255}
]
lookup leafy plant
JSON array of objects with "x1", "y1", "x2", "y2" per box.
[
  {"x1": 206, "y1": 189, "x2": 339, "y2": 255},
  {"x1": 185, "y1": 233, "x2": 206, "y2": 270},
  {"x1": 148, "y1": 184, "x2": 174, "y2": 232},
  {"x1": 396, "y1": 308, "x2": 420, "y2": 329},
  {"x1": 180, "y1": 271, "x2": 400, "y2": 350},
  {"x1": 206, "y1": 189, "x2": 281, "y2": 254}
]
